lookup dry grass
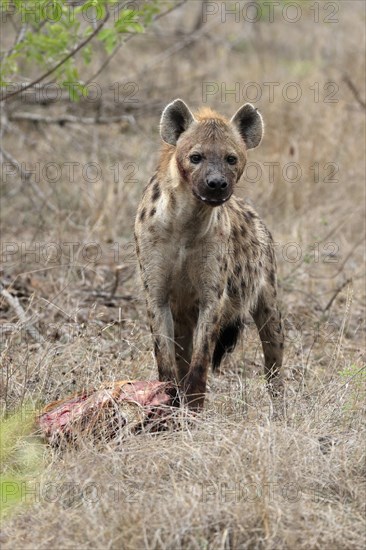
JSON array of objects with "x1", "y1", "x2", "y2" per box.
[{"x1": 1, "y1": 1, "x2": 365, "y2": 548}]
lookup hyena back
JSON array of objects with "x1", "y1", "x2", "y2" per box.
[{"x1": 134, "y1": 99, "x2": 284, "y2": 409}]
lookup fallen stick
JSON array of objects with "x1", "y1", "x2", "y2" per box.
[{"x1": 0, "y1": 282, "x2": 44, "y2": 343}]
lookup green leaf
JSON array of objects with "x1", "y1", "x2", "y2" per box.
[
  {"x1": 98, "y1": 28, "x2": 118, "y2": 54},
  {"x1": 114, "y1": 8, "x2": 145, "y2": 34},
  {"x1": 82, "y1": 44, "x2": 92, "y2": 65}
]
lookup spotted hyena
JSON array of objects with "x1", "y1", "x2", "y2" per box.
[{"x1": 134, "y1": 99, "x2": 284, "y2": 409}]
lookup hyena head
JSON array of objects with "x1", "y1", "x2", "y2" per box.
[{"x1": 160, "y1": 99, "x2": 264, "y2": 207}]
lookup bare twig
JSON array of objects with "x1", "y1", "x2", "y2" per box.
[
  {"x1": 85, "y1": 0, "x2": 188, "y2": 85},
  {"x1": 343, "y1": 74, "x2": 366, "y2": 110},
  {"x1": 322, "y1": 277, "x2": 353, "y2": 313},
  {"x1": 109, "y1": 266, "x2": 135, "y2": 298},
  {"x1": 134, "y1": 19, "x2": 217, "y2": 80},
  {"x1": 0, "y1": 282, "x2": 44, "y2": 343},
  {"x1": 9, "y1": 112, "x2": 135, "y2": 125}
]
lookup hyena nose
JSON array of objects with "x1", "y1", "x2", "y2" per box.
[{"x1": 206, "y1": 177, "x2": 228, "y2": 191}]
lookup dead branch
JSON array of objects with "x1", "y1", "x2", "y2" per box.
[
  {"x1": 110, "y1": 266, "x2": 135, "y2": 298},
  {"x1": 0, "y1": 282, "x2": 44, "y2": 343},
  {"x1": 343, "y1": 74, "x2": 366, "y2": 110},
  {"x1": 134, "y1": 18, "x2": 217, "y2": 80},
  {"x1": 9, "y1": 112, "x2": 135, "y2": 126},
  {"x1": 322, "y1": 277, "x2": 353, "y2": 313}
]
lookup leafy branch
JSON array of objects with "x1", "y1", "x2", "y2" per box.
[
  {"x1": 1, "y1": 9, "x2": 110, "y2": 102},
  {"x1": 0, "y1": 0, "x2": 167, "y2": 102}
]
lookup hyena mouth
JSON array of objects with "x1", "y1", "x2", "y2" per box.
[{"x1": 193, "y1": 190, "x2": 232, "y2": 207}]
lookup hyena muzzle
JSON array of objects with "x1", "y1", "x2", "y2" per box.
[{"x1": 134, "y1": 99, "x2": 284, "y2": 410}]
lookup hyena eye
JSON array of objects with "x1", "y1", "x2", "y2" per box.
[
  {"x1": 190, "y1": 154, "x2": 203, "y2": 164},
  {"x1": 226, "y1": 155, "x2": 237, "y2": 165}
]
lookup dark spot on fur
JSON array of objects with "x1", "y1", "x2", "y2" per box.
[
  {"x1": 152, "y1": 182, "x2": 161, "y2": 202},
  {"x1": 227, "y1": 276, "x2": 238, "y2": 297},
  {"x1": 140, "y1": 208, "x2": 146, "y2": 222},
  {"x1": 280, "y1": 342, "x2": 284, "y2": 349},
  {"x1": 234, "y1": 263, "x2": 242, "y2": 276},
  {"x1": 269, "y1": 270, "x2": 276, "y2": 285},
  {"x1": 154, "y1": 337, "x2": 160, "y2": 355},
  {"x1": 203, "y1": 340, "x2": 209, "y2": 355},
  {"x1": 150, "y1": 208, "x2": 156, "y2": 217},
  {"x1": 244, "y1": 211, "x2": 254, "y2": 224}
]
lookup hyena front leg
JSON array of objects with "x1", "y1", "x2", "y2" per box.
[
  {"x1": 251, "y1": 288, "x2": 284, "y2": 396},
  {"x1": 148, "y1": 302, "x2": 177, "y2": 382},
  {"x1": 174, "y1": 319, "x2": 194, "y2": 385},
  {"x1": 183, "y1": 307, "x2": 220, "y2": 410},
  {"x1": 137, "y1": 248, "x2": 177, "y2": 383}
]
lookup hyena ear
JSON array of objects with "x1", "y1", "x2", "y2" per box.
[
  {"x1": 160, "y1": 99, "x2": 195, "y2": 145},
  {"x1": 230, "y1": 103, "x2": 264, "y2": 150}
]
